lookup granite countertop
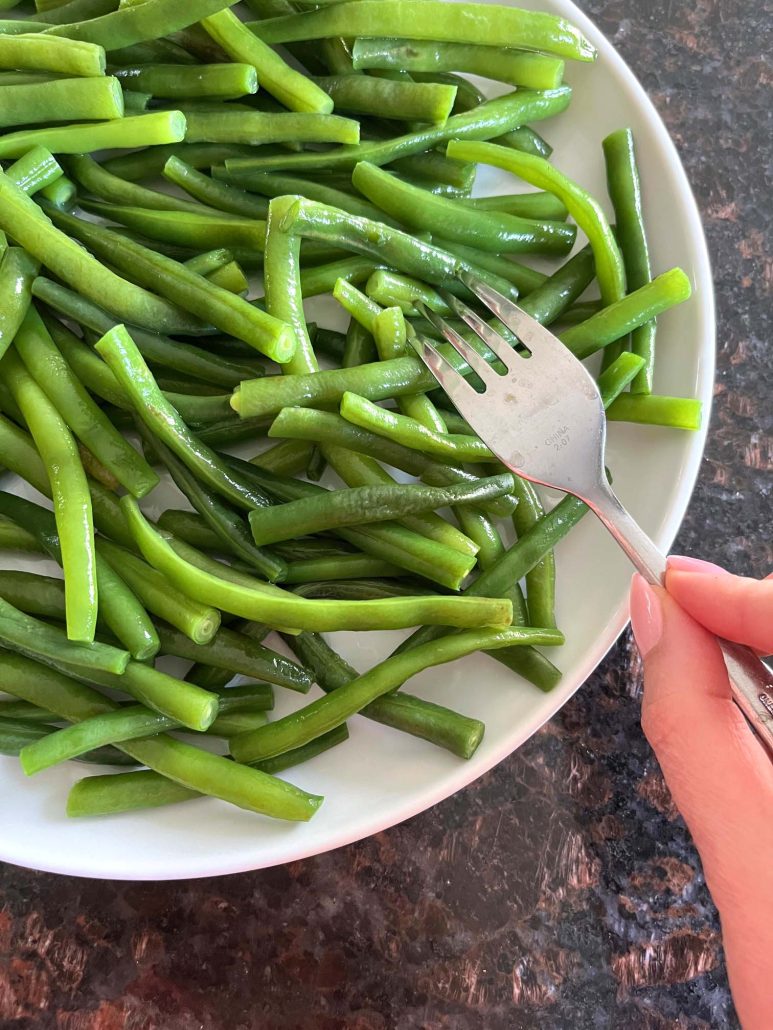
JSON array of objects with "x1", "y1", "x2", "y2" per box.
[{"x1": 1, "y1": 1, "x2": 770, "y2": 1027}]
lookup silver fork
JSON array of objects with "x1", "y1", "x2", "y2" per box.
[{"x1": 410, "y1": 269, "x2": 773, "y2": 753}]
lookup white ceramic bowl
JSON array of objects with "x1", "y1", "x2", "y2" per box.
[{"x1": 0, "y1": 0, "x2": 714, "y2": 879}]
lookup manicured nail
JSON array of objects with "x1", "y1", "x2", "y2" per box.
[
  {"x1": 629, "y1": 574, "x2": 663, "y2": 658},
  {"x1": 666, "y1": 555, "x2": 730, "y2": 576}
]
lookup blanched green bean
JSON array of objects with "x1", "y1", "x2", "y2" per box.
[
  {"x1": 201, "y1": 7, "x2": 333, "y2": 114},
  {"x1": 352, "y1": 38, "x2": 565, "y2": 90},
  {"x1": 0, "y1": 75, "x2": 123, "y2": 129},
  {"x1": 0, "y1": 110, "x2": 186, "y2": 159},
  {"x1": 314, "y1": 74, "x2": 457, "y2": 124},
  {"x1": 0, "y1": 32, "x2": 106, "y2": 76},
  {"x1": 0, "y1": 248, "x2": 39, "y2": 362},
  {"x1": 263, "y1": 196, "x2": 317, "y2": 376},
  {"x1": 231, "y1": 625, "x2": 562, "y2": 763},
  {"x1": 6, "y1": 145, "x2": 63, "y2": 195},
  {"x1": 605, "y1": 394, "x2": 702, "y2": 430},
  {"x1": 222, "y1": 87, "x2": 571, "y2": 174},
  {"x1": 66, "y1": 153, "x2": 216, "y2": 213},
  {"x1": 162, "y1": 156, "x2": 269, "y2": 219},
  {"x1": 181, "y1": 109, "x2": 360, "y2": 146},
  {"x1": 112, "y1": 62, "x2": 257, "y2": 99},
  {"x1": 123, "y1": 495, "x2": 514, "y2": 631},
  {"x1": 249, "y1": 2, "x2": 596, "y2": 62}
]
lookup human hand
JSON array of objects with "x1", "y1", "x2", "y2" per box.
[{"x1": 629, "y1": 557, "x2": 773, "y2": 1029}]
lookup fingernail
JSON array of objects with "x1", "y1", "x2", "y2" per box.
[
  {"x1": 629, "y1": 574, "x2": 663, "y2": 658},
  {"x1": 667, "y1": 555, "x2": 730, "y2": 576}
]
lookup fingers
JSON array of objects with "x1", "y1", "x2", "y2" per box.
[
  {"x1": 666, "y1": 555, "x2": 773, "y2": 653},
  {"x1": 630, "y1": 575, "x2": 773, "y2": 1029}
]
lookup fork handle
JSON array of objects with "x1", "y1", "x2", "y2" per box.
[{"x1": 587, "y1": 481, "x2": 773, "y2": 757}]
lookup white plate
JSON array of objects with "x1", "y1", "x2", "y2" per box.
[{"x1": 0, "y1": 0, "x2": 714, "y2": 879}]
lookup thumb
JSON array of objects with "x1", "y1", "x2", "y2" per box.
[{"x1": 630, "y1": 575, "x2": 773, "y2": 1029}]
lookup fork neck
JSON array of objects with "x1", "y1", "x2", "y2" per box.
[{"x1": 584, "y1": 480, "x2": 668, "y2": 586}]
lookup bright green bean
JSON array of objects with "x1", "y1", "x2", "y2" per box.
[
  {"x1": 249, "y1": 2, "x2": 595, "y2": 61},
  {"x1": 447, "y1": 140, "x2": 625, "y2": 305},
  {"x1": 201, "y1": 8, "x2": 333, "y2": 114},
  {"x1": 123, "y1": 496, "x2": 513, "y2": 631},
  {"x1": 462, "y1": 191, "x2": 568, "y2": 220},
  {"x1": 14, "y1": 308, "x2": 158, "y2": 498},
  {"x1": 0, "y1": 248, "x2": 39, "y2": 363},
  {"x1": 605, "y1": 394, "x2": 702, "y2": 430},
  {"x1": 0, "y1": 33, "x2": 105, "y2": 76},
  {"x1": 314, "y1": 74, "x2": 457, "y2": 124},
  {"x1": 1, "y1": 348, "x2": 97, "y2": 642},
  {"x1": 263, "y1": 196, "x2": 317, "y2": 376},
  {"x1": 351, "y1": 37, "x2": 564, "y2": 90},
  {"x1": 181, "y1": 109, "x2": 360, "y2": 146},
  {"x1": 0, "y1": 110, "x2": 187, "y2": 159},
  {"x1": 301, "y1": 256, "x2": 379, "y2": 298},
  {"x1": 0, "y1": 75, "x2": 123, "y2": 129},
  {"x1": 6, "y1": 144, "x2": 63, "y2": 195},
  {"x1": 221, "y1": 87, "x2": 572, "y2": 173}
]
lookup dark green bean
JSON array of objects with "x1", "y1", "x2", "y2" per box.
[
  {"x1": 112, "y1": 62, "x2": 257, "y2": 99},
  {"x1": 66, "y1": 153, "x2": 216, "y2": 213},
  {"x1": 101, "y1": 142, "x2": 259, "y2": 180},
  {"x1": 462, "y1": 191, "x2": 568, "y2": 220},
  {"x1": 162, "y1": 156, "x2": 269, "y2": 219}
]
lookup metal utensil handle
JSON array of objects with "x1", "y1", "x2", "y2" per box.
[{"x1": 587, "y1": 481, "x2": 773, "y2": 756}]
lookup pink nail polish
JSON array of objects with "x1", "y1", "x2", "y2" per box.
[
  {"x1": 629, "y1": 574, "x2": 663, "y2": 658},
  {"x1": 666, "y1": 555, "x2": 730, "y2": 576}
]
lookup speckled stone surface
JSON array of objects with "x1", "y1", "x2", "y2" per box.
[{"x1": 1, "y1": 1, "x2": 770, "y2": 1027}]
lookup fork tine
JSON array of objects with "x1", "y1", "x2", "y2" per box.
[
  {"x1": 437, "y1": 289, "x2": 521, "y2": 370},
  {"x1": 456, "y1": 268, "x2": 558, "y2": 356},
  {"x1": 408, "y1": 334, "x2": 481, "y2": 408},
  {"x1": 414, "y1": 301, "x2": 500, "y2": 386}
]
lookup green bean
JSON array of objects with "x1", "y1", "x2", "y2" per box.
[
  {"x1": 265, "y1": 407, "x2": 517, "y2": 518},
  {"x1": 248, "y1": 723, "x2": 346, "y2": 773},
  {"x1": 0, "y1": 596, "x2": 128, "y2": 675},
  {"x1": 517, "y1": 244, "x2": 595, "y2": 325},
  {"x1": 121, "y1": 88, "x2": 151, "y2": 113},
  {"x1": 182, "y1": 248, "x2": 235, "y2": 280},
  {"x1": 124, "y1": 495, "x2": 513, "y2": 631},
  {"x1": 1, "y1": 651, "x2": 319, "y2": 819},
  {"x1": 341, "y1": 316, "x2": 377, "y2": 369},
  {"x1": 206, "y1": 260, "x2": 249, "y2": 294},
  {"x1": 0, "y1": 248, "x2": 39, "y2": 363},
  {"x1": 213, "y1": 167, "x2": 387, "y2": 228},
  {"x1": 44, "y1": 0, "x2": 240, "y2": 50},
  {"x1": 390, "y1": 151, "x2": 477, "y2": 191},
  {"x1": 263, "y1": 197, "x2": 316, "y2": 377},
  {"x1": 201, "y1": 8, "x2": 332, "y2": 114},
  {"x1": 251, "y1": 438, "x2": 311, "y2": 476},
  {"x1": 447, "y1": 140, "x2": 625, "y2": 304},
  {"x1": 561, "y1": 269, "x2": 692, "y2": 359},
  {"x1": 506, "y1": 475, "x2": 554, "y2": 630},
  {"x1": 462, "y1": 191, "x2": 568, "y2": 220},
  {"x1": 38, "y1": 171, "x2": 76, "y2": 210},
  {"x1": 248, "y1": 474, "x2": 513, "y2": 546},
  {"x1": 162, "y1": 156, "x2": 269, "y2": 219},
  {"x1": 104, "y1": 35, "x2": 198, "y2": 64},
  {"x1": 37, "y1": 0, "x2": 119, "y2": 24},
  {"x1": 605, "y1": 394, "x2": 702, "y2": 430},
  {"x1": 334, "y1": 277, "x2": 381, "y2": 331},
  {"x1": 603, "y1": 128, "x2": 655, "y2": 390},
  {"x1": 285, "y1": 630, "x2": 484, "y2": 758},
  {"x1": 100, "y1": 141, "x2": 258, "y2": 181},
  {"x1": 0, "y1": 33, "x2": 105, "y2": 76},
  {"x1": 6, "y1": 145, "x2": 63, "y2": 195},
  {"x1": 436, "y1": 241, "x2": 546, "y2": 295},
  {"x1": 14, "y1": 308, "x2": 158, "y2": 498},
  {"x1": 156, "y1": 623, "x2": 311, "y2": 693},
  {"x1": 250, "y1": 2, "x2": 595, "y2": 60},
  {"x1": 207, "y1": 709, "x2": 267, "y2": 736},
  {"x1": 0, "y1": 718, "x2": 135, "y2": 766},
  {"x1": 96, "y1": 537, "x2": 220, "y2": 646},
  {"x1": 0, "y1": 109, "x2": 187, "y2": 160},
  {"x1": 363, "y1": 270, "x2": 448, "y2": 317},
  {"x1": 223, "y1": 87, "x2": 571, "y2": 174},
  {"x1": 53, "y1": 216, "x2": 295, "y2": 362},
  {"x1": 300, "y1": 257, "x2": 378, "y2": 298},
  {"x1": 270, "y1": 197, "x2": 521, "y2": 300},
  {"x1": 231, "y1": 624, "x2": 560, "y2": 763},
  {"x1": 65, "y1": 153, "x2": 214, "y2": 213},
  {"x1": 32, "y1": 278, "x2": 260, "y2": 389},
  {"x1": 315, "y1": 74, "x2": 456, "y2": 124},
  {"x1": 157, "y1": 508, "x2": 226, "y2": 551},
  {"x1": 340, "y1": 392, "x2": 495, "y2": 462},
  {"x1": 112, "y1": 61, "x2": 256, "y2": 99},
  {"x1": 79, "y1": 197, "x2": 265, "y2": 252},
  {"x1": 0, "y1": 516, "x2": 40, "y2": 553},
  {"x1": 351, "y1": 37, "x2": 564, "y2": 90},
  {"x1": 0, "y1": 702, "x2": 56, "y2": 724},
  {"x1": 0, "y1": 76, "x2": 123, "y2": 129},
  {"x1": 144, "y1": 430, "x2": 285, "y2": 582},
  {"x1": 92, "y1": 326, "x2": 280, "y2": 514},
  {"x1": 181, "y1": 109, "x2": 359, "y2": 146},
  {"x1": 556, "y1": 299, "x2": 602, "y2": 326},
  {"x1": 1, "y1": 349, "x2": 97, "y2": 641},
  {"x1": 0, "y1": 570, "x2": 69, "y2": 620}
]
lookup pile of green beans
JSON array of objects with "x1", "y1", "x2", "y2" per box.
[{"x1": 0, "y1": 0, "x2": 703, "y2": 828}]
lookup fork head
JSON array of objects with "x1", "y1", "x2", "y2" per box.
[{"x1": 410, "y1": 270, "x2": 607, "y2": 500}]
